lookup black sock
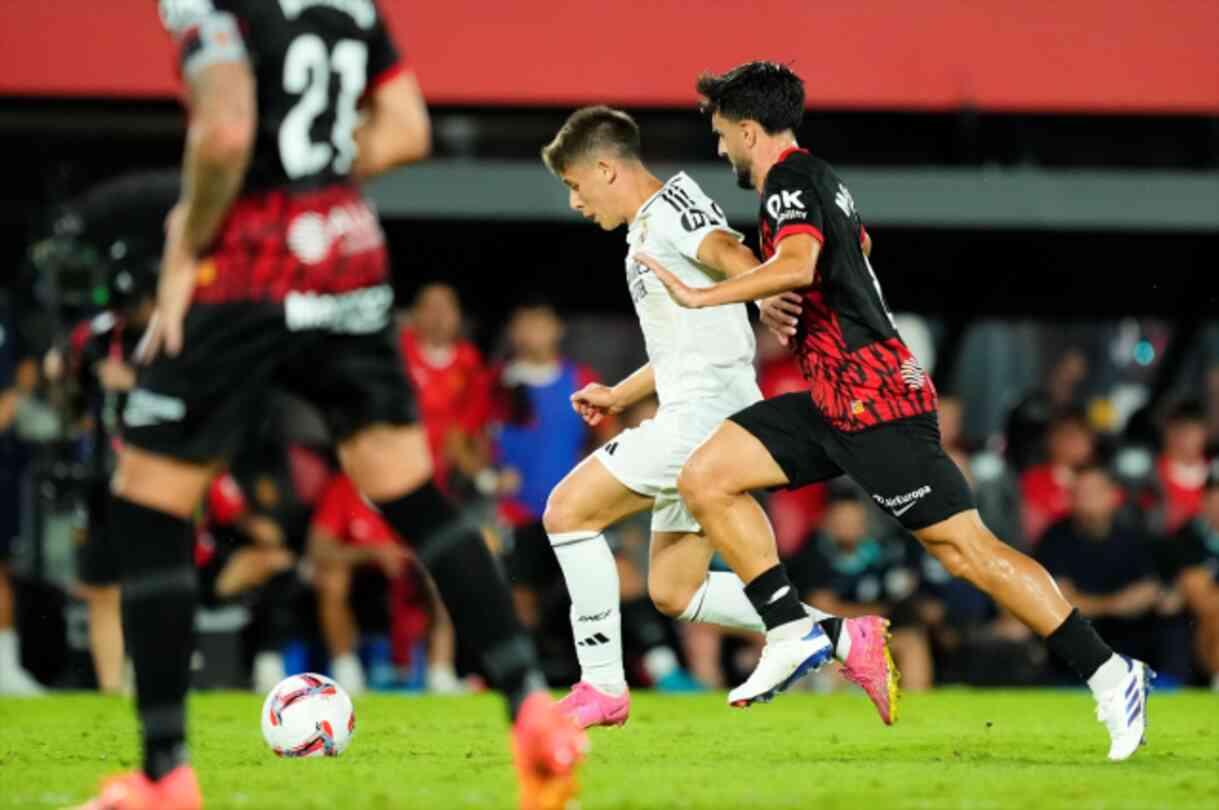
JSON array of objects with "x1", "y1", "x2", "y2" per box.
[
  {"x1": 743, "y1": 565, "x2": 808, "y2": 631},
  {"x1": 375, "y1": 483, "x2": 545, "y2": 720},
  {"x1": 1045, "y1": 608, "x2": 1114, "y2": 682},
  {"x1": 112, "y1": 496, "x2": 196, "y2": 781},
  {"x1": 818, "y1": 618, "x2": 844, "y2": 650}
]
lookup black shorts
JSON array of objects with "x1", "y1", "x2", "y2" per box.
[
  {"x1": 77, "y1": 480, "x2": 120, "y2": 586},
  {"x1": 123, "y1": 289, "x2": 415, "y2": 463},
  {"x1": 729, "y1": 393, "x2": 975, "y2": 531}
]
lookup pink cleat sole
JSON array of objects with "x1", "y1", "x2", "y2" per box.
[
  {"x1": 838, "y1": 616, "x2": 900, "y2": 725},
  {"x1": 556, "y1": 681, "x2": 630, "y2": 729}
]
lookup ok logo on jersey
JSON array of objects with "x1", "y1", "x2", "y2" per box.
[{"x1": 766, "y1": 190, "x2": 805, "y2": 223}]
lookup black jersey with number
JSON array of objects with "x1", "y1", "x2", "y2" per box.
[
  {"x1": 160, "y1": 0, "x2": 404, "y2": 194},
  {"x1": 758, "y1": 147, "x2": 937, "y2": 432}
]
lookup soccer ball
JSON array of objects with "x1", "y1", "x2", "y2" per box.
[{"x1": 260, "y1": 673, "x2": 355, "y2": 758}]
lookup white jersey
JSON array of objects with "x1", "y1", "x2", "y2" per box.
[{"x1": 625, "y1": 173, "x2": 760, "y2": 411}]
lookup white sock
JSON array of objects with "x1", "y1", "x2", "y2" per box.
[
  {"x1": 1087, "y1": 654, "x2": 1129, "y2": 695},
  {"x1": 1211, "y1": 673, "x2": 1219, "y2": 693},
  {"x1": 550, "y1": 531, "x2": 626, "y2": 695},
  {"x1": 678, "y1": 572, "x2": 838, "y2": 631},
  {"x1": 0, "y1": 628, "x2": 17, "y2": 668},
  {"x1": 678, "y1": 572, "x2": 764, "y2": 631},
  {"x1": 767, "y1": 615, "x2": 815, "y2": 642},
  {"x1": 833, "y1": 624, "x2": 853, "y2": 661}
]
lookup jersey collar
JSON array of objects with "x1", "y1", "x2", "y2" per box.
[
  {"x1": 632, "y1": 172, "x2": 686, "y2": 226},
  {"x1": 776, "y1": 144, "x2": 808, "y2": 165}
]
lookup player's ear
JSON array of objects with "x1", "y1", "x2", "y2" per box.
[
  {"x1": 597, "y1": 159, "x2": 616, "y2": 184},
  {"x1": 741, "y1": 120, "x2": 758, "y2": 149}
]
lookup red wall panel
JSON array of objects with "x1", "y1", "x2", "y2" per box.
[{"x1": 2, "y1": 0, "x2": 1216, "y2": 113}]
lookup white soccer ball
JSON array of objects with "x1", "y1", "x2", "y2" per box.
[{"x1": 260, "y1": 673, "x2": 355, "y2": 758}]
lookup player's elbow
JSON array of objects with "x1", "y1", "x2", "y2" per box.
[
  {"x1": 787, "y1": 261, "x2": 815, "y2": 289},
  {"x1": 194, "y1": 115, "x2": 255, "y2": 168},
  {"x1": 400, "y1": 127, "x2": 432, "y2": 164}
]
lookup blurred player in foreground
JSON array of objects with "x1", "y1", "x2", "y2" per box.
[{"x1": 77, "y1": 4, "x2": 584, "y2": 808}]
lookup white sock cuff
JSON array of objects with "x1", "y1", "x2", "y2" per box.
[
  {"x1": 548, "y1": 530, "x2": 602, "y2": 548},
  {"x1": 677, "y1": 577, "x2": 710, "y2": 623}
]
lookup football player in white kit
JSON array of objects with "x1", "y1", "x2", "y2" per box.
[{"x1": 540, "y1": 106, "x2": 897, "y2": 728}]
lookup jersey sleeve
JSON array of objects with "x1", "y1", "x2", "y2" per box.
[
  {"x1": 366, "y1": 2, "x2": 407, "y2": 95},
  {"x1": 456, "y1": 347, "x2": 494, "y2": 435},
  {"x1": 762, "y1": 165, "x2": 825, "y2": 248},
  {"x1": 159, "y1": 0, "x2": 249, "y2": 80},
  {"x1": 207, "y1": 473, "x2": 247, "y2": 527},
  {"x1": 310, "y1": 477, "x2": 350, "y2": 538},
  {"x1": 665, "y1": 183, "x2": 744, "y2": 263}
]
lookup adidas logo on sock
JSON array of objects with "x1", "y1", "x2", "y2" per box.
[{"x1": 576, "y1": 633, "x2": 611, "y2": 647}]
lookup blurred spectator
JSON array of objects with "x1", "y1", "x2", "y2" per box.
[
  {"x1": 1153, "y1": 465, "x2": 1219, "y2": 689},
  {"x1": 1035, "y1": 465, "x2": 1163, "y2": 669},
  {"x1": 398, "y1": 284, "x2": 493, "y2": 497},
  {"x1": 308, "y1": 471, "x2": 459, "y2": 695},
  {"x1": 195, "y1": 473, "x2": 296, "y2": 689},
  {"x1": 754, "y1": 324, "x2": 826, "y2": 556},
  {"x1": 933, "y1": 394, "x2": 1026, "y2": 548},
  {"x1": 0, "y1": 293, "x2": 41, "y2": 695},
  {"x1": 494, "y1": 299, "x2": 604, "y2": 627},
  {"x1": 1006, "y1": 347, "x2": 1089, "y2": 471},
  {"x1": 787, "y1": 488, "x2": 932, "y2": 691},
  {"x1": 1155, "y1": 400, "x2": 1210, "y2": 534},
  {"x1": 63, "y1": 266, "x2": 156, "y2": 694},
  {"x1": 1020, "y1": 409, "x2": 1095, "y2": 544}
]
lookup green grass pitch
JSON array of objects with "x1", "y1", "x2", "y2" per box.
[{"x1": 2, "y1": 689, "x2": 1216, "y2": 809}]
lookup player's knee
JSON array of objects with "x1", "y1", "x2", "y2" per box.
[
  {"x1": 677, "y1": 456, "x2": 728, "y2": 517},
  {"x1": 542, "y1": 484, "x2": 581, "y2": 534},
  {"x1": 647, "y1": 573, "x2": 694, "y2": 618}
]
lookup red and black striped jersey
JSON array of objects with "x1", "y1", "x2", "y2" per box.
[
  {"x1": 759, "y1": 147, "x2": 937, "y2": 432},
  {"x1": 160, "y1": 0, "x2": 405, "y2": 195}
]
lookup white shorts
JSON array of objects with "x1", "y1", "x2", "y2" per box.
[{"x1": 595, "y1": 403, "x2": 745, "y2": 534}]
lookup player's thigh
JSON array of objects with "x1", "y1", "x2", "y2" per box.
[
  {"x1": 828, "y1": 412, "x2": 975, "y2": 532},
  {"x1": 122, "y1": 302, "x2": 282, "y2": 484},
  {"x1": 543, "y1": 452, "x2": 654, "y2": 533},
  {"x1": 112, "y1": 445, "x2": 216, "y2": 519},
  {"x1": 119, "y1": 302, "x2": 292, "y2": 515},
  {"x1": 278, "y1": 315, "x2": 428, "y2": 500},
  {"x1": 648, "y1": 530, "x2": 715, "y2": 614},
  {"x1": 338, "y1": 423, "x2": 432, "y2": 501},
  {"x1": 684, "y1": 393, "x2": 843, "y2": 495}
]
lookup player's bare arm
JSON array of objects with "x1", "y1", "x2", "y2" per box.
[
  {"x1": 694, "y1": 227, "x2": 802, "y2": 344},
  {"x1": 635, "y1": 232, "x2": 820, "y2": 310},
  {"x1": 352, "y1": 72, "x2": 432, "y2": 181},
  {"x1": 571, "y1": 365, "x2": 655, "y2": 426},
  {"x1": 144, "y1": 60, "x2": 255, "y2": 361}
]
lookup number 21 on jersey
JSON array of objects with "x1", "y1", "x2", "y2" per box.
[{"x1": 279, "y1": 35, "x2": 367, "y2": 178}]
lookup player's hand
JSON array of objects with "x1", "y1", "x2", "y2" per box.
[
  {"x1": 370, "y1": 543, "x2": 411, "y2": 579},
  {"x1": 139, "y1": 203, "x2": 199, "y2": 364},
  {"x1": 96, "y1": 358, "x2": 137, "y2": 393},
  {"x1": 633, "y1": 252, "x2": 706, "y2": 309},
  {"x1": 758, "y1": 292, "x2": 803, "y2": 346},
  {"x1": 571, "y1": 383, "x2": 620, "y2": 426}
]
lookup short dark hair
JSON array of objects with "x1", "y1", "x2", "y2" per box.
[
  {"x1": 541, "y1": 106, "x2": 642, "y2": 175},
  {"x1": 1165, "y1": 398, "x2": 1206, "y2": 426},
  {"x1": 696, "y1": 61, "x2": 805, "y2": 135}
]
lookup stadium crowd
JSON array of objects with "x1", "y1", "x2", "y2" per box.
[{"x1": 2, "y1": 274, "x2": 1218, "y2": 698}]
